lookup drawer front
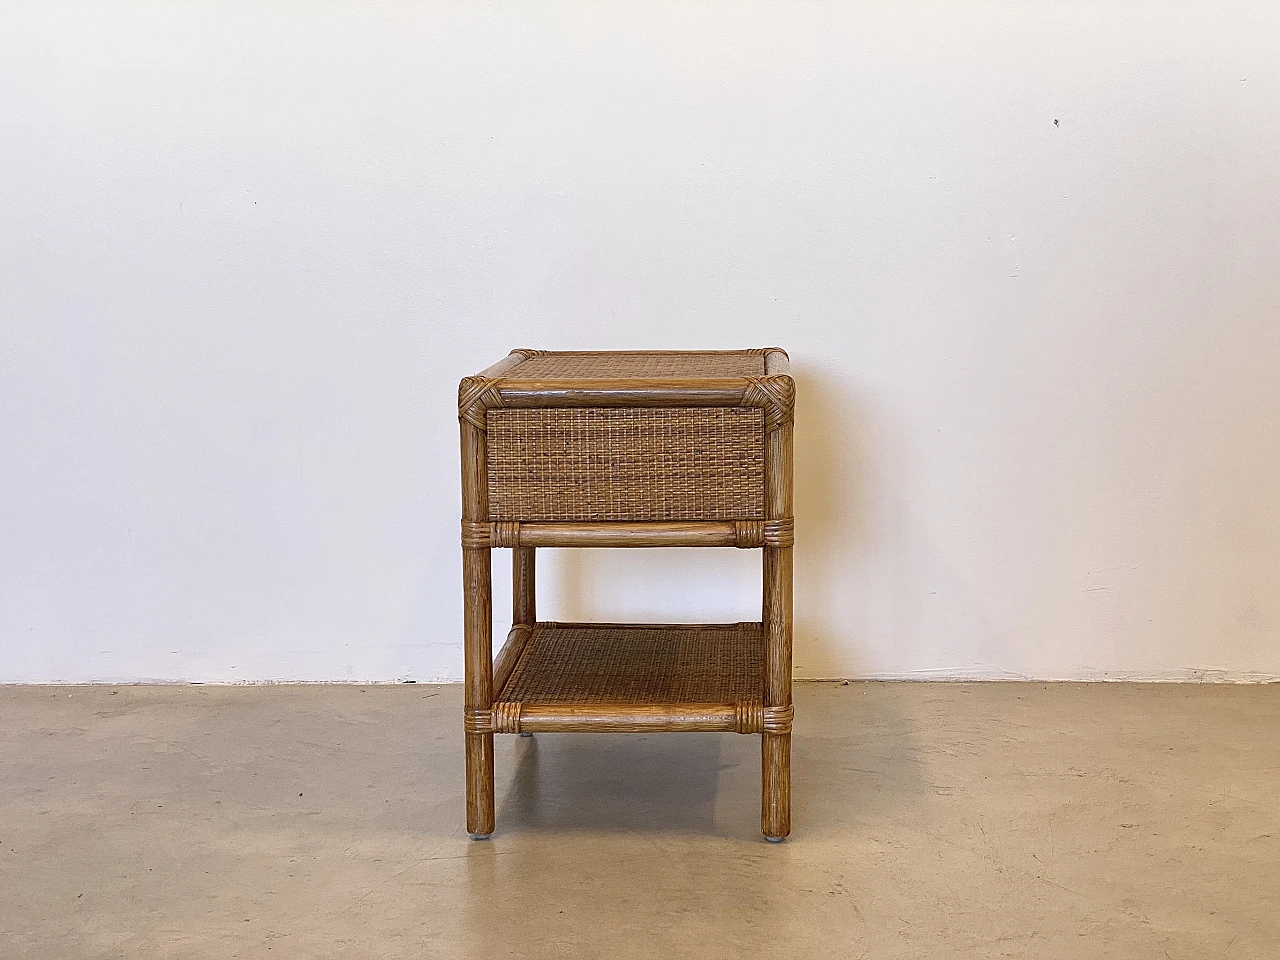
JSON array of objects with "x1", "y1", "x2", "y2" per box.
[{"x1": 486, "y1": 407, "x2": 765, "y2": 521}]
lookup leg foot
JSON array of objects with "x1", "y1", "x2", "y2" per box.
[
  {"x1": 468, "y1": 833, "x2": 492, "y2": 840},
  {"x1": 761, "y1": 731, "x2": 791, "y2": 840},
  {"x1": 519, "y1": 731, "x2": 533, "y2": 738},
  {"x1": 465, "y1": 731, "x2": 495, "y2": 837}
]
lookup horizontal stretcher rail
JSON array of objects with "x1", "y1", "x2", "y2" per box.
[
  {"x1": 492, "y1": 624, "x2": 533, "y2": 694},
  {"x1": 462, "y1": 519, "x2": 793, "y2": 549},
  {"x1": 465, "y1": 702, "x2": 793, "y2": 736}
]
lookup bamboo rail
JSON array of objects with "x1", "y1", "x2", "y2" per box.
[{"x1": 462, "y1": 519, "x2": 793, "y2": 549}]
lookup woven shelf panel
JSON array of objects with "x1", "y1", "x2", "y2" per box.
[
  {"x1": 498, "y1": 624, "x2": 763, "y2": 705},
  {"x1": 509, "y1": 352, "x2": 765, "y2": 380},
  {"x1": 487, "y1": 407, "x2": 765, "y2": 521}
]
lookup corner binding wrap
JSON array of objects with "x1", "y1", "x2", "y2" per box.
[
  {"x1": 492, "y1": 702, "x2": 523, "y2": 734},
  {"x1": 458, "y1": 376, "x2": 504, "y2": 429},
  {"x1": 735, "y1": 700, "x2": 765, "y2": 733},
  {"x1": 461, "y1": 520, "x2": 492, "y2": 548},
  {"x1": 763, "y1": 704, "x2": 794, "y2": 735},
  {"x1": 742, "y1": 375, "x2": 795, "y2": 431},
  {"x1": 463, "y1": 707, "x2": 494, "y2": 734},
  {"x1": 763, "y1": 518, "x2": 794, "y2": 547},
  {"x1": 732, "y1": 519, "x2": 795, "y2": 548},
  {"x1": 733, "y1": 520, "x2": 764, "y2": 548},
  {"x1": 491, "y1": 521, "x2": 520, "y2": 548}
]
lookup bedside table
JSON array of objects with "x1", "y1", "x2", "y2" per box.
[{"x1": 457, "y1": 349, "x2": 794, "y2": 840}]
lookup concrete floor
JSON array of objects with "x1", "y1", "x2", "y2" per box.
[{"x1": 0, "y1": 683, "x2": 1276, "y2": 959}]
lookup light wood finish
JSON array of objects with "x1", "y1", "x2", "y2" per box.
[{"x1": 458, "y1": 349, "x2": 794, "y2": 840}]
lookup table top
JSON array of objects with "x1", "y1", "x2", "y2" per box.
[
  {"x1": 460, "y1": 348, "x2": 792, "y2": 429},
  {"x1": 495, "y1": 349, "x2": 784, "y2": 382}
]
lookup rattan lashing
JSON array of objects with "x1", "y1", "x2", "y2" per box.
[{"x1": 458, "y1": 348, "x2": 794, "y2": 840}]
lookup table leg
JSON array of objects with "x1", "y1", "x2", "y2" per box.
[
  {"x1": 463, "y1": 545, "x2": 494, "y2": 837},
  {"x1": 762, "y1": 412, "x2": 794, "y2": 841},
  {"x1": 513, "y1": 546, "x2": 535, "y2": 626},
  {"x1": 762, "y1": 544, "x2": 793, "y2": 840}
]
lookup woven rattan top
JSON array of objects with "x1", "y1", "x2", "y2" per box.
[{"x1": 506, "y1": 351, "x2": 768, "y2": 380}]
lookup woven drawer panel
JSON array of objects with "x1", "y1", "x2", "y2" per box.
[
  {"x1": 487, "y1": 407, "x2": 765, "y2": 521},
  {"x1": 510, "y1": 352, "x2": 765, "y2": 380}
]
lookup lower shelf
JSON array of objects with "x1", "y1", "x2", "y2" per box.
[{"x1": 464, "y1": 622, "x2": 793, "y2": 735}]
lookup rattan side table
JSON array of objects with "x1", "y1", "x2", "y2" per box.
[{"x1": 457, "y1": 349, "x2": 794, "y2": 840}]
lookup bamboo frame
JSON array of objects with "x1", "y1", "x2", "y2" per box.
[{"x1": 458, "y1": 348, "x2": 794, "y2": 840}]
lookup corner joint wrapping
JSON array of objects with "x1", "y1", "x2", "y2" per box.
[
  {"x1": 458, "y1": 376, "x2": 504, "y2": 429},
  {"x1": 492, "y1": 521, "x2": 520, "y2": 548},
  {"x1": 742, "y1": 375, "x2": 795, "y2": 431},
  {"x1": 735, "y1": 700, "x2": 765, "y2": 733},
  {"x1": 463, "y1": 707, "x2": 494, "y2": 734},
  {"x1": 763, "y1": 704, "x2": 794, "y2": 735},
  {"x1": 763, "y1": 518, "x2": 794, "y2": 547},
  {"x1": 492, "y1": 702, "x2": 523, "y2": 734},
  {"x1": 733, "y1": 520, "x2": 764, "y2": 548}
]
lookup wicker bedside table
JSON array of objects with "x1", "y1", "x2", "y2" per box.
[{"x1": 457, "y1": 349, "x2": 794, "y2": 840}]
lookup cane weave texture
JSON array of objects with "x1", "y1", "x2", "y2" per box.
[
  {"x1": 487, "y1": 407, "x2": 765, "y2": 521},
  {"x1": 508, "y1": 352, "x2": 765, "y2": 380},
  {"x1": 497, "y1": 623, "x2": 762, "y2": 705}
]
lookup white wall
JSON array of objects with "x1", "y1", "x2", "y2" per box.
[{"x1": 3, "y1": 1, "x2": 1278, "y2": 682}]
